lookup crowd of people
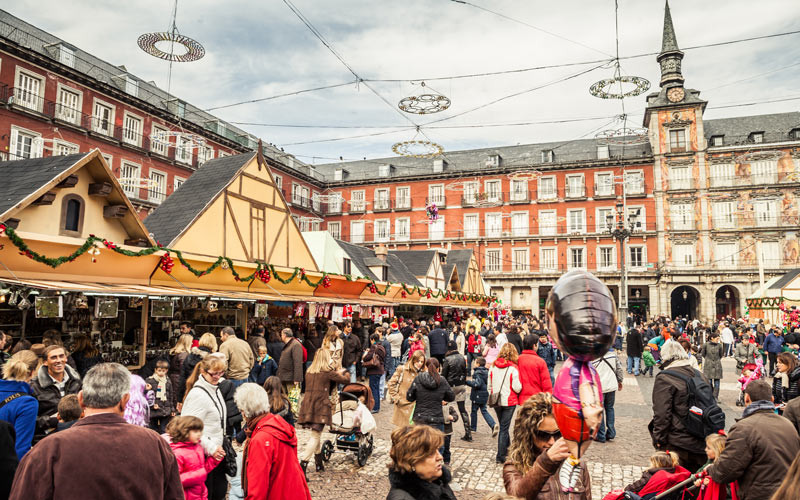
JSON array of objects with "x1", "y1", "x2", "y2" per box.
[{"x1": 1, "y1": 307, "x2": 800, "y2": 499}]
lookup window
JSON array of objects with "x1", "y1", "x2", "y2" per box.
[
  {"x1": 14, "y1": 69, "x2": 44, "y2": 112},
  {"x1": 598, "y1": 207, "x2": 614, "y2": 232},
  {"x1": 396, "y1": 218, "x2": 410, "y2": 241},
  {"x1": 486, "y1": 213, "x2": 502, "y2": 237},
  {"x1": 351, "y1": 221, "x2": 365, "y2": 243},
  {"x1": 433, "y1": 159, "x2": 446, "y2": 173},
  {"x1": 375, "y1": 219, "x2": 390, "y2": 242},
  {"x1": 343, "y1": 257, "x2": 351, "y2": 275},
  {"x1": 92, "y1": 100, "x2": 114, "y2": 135},
  {"x1": 597, "y1": 144, "x2": 610, "y2": 160},
  {"x1": 512, "y1": 248, "x2": 529, "y2": 272},
  {"x1": 566, "y1": 175, "x2": 585, "y2": 198},
  {"x1": 374, "y1": 188, "x2": 390, "y2": 210},
  {"x1": 119, "y1": 161, "x2": 140, "y2": 198},
  {"x1": 486, "y1": 249, "x2": 502, "y2": 272},
  {"x1": 380, "y1": 266, "x2": 389, "y2": 282},
  {"x1": 627, "y1": 207, "x2": 644, "y2": 231},
  {"x1": 293, "y1": 185, "x2": 310, "y2": 207},
  {"x1": 198, "y1": 145, "x2": 214, "y2": 165},
  {"x1": 669, "y1": 129, "x2": 686, "y2": 152},
  {"x1": 624, "y1": 171, "x2": 644, "y2": 195},
  {"x1": 538, "y1": 176, "x2": 556, "y2": 200},
  {"x1": 53, "y1": 139, "x2": 78, "y2": 156},
  {"x1": 124, "y1": 76, "x2": 138, "y2": 97},
  {"x1": 569, "y1": 248, "x2": 586, "y2": 270},
  {"x1": 598, "y1": 247, "x2": 615, "y2": 270},
  {"x1": 712, "y1": 201, "x2": 735, "y2": 228},
  {"x1": 312, "y1": 191, "x2": 320, "y2": 212},
  {"x1": 629, "y1": 246, "x2": 646, "y2": 269},
  {"x1": 567, "y1": 209, "x2": 586, "y2": 234},
  {"x1": 57, "y1": 45, "x2": 75, "y2": 67},
  {"x1": 122, "y1": 113, "x2": 143, "y2": 146},
  {"x1": 56, "y1": 86, "x2": 81, "y2": 124},
  {"x1": 327, "y1": 222, "x2": 341, "y2": 240},
  {"x1": 541, "y1": 150, "x2": 554, "y2": 163},
  {"x1": 670, "y1": 203, "x2": 694, "y2": 230},
  {"x1": 463, "y1": 181, "x2": 479, "y2": 204},
  {"x1": 761, "y1": 241, "x2": 781, "y2": 267},
  {"x1": 10, "y1": 126, "x2": 41, "y2": 160},
  {"x1": 60, "y1": 195, "x2": 84, "y2": 236},
  {"x1": 149, "y1": 170, "x2": 167, "y2": 204},
  {"x1": 173, "y1": 177, "x2": 186, "y2": 192},
  {"x1": 715, "y1": 242, "x2": 737, "y2": 268},
  {"x1": 673, "y1": 244, "x2": 695, "y2": 267},
  {"x1": 669, "y1": 166, "x2": 691, "y2": 190},
  {"x1": 101, "y1": 153, "x2": 113, "y2": 167},
  {"x1": 396, "y1": 187, "x2": 410, "y2": 209},
  {"x1": 428, "y1": 184, "x2": 445, "y2": 205},
  {"x1": 510, "y1": 179, "x2": 527, "y2": 201},
  {"x1": 710, "y1": 135, "x2": 724, "y2": 147},
  {"x1": 429, "y1": 217, "x2": 445, "y2": 240},
  {"x1": 751, "y1": 160, "x2": 777, "y2": 184},
  {"x1": 150, "y1": 124, "x2": 168, "y2": 155},
  {"x1": 595, "y1": 172, "x2": 613, "y2": 196},
  {"x1": 710, "y1": 163, "x2": 734, "y2": 187},
  {"x1": 511, "y1": 212, "x2": 528, "y2": 237},
  {"x1": 272, "y1": 175, "x2": 283, "y2": 191},
  {"x1": 378, "y1": 164, "x2": 391, "y2": 177},
  {"x1": 485, "y1": 180, "x2": 501, "y2": 201},
  {"x1": 751, "y1": 132, "x2": 764, "y2": 143},
  {"x1": 328, "y1": 192, "x2": 342, "y2": 213},
  {"x1": 464, "y1": 214, "x2": 479, "y2": 239},
  {"x1": 350, "y1": 190, "x2": 365, "y2": 212},
  {"x1": 176, "y1": 135, "x2": 193, "y2": 164},
  {"x1": 753, "y1": 199, "x2": 778, "y2": 226},
  {"x1": 538, "y1": 210, "x2": 557, "y2": 236},
  {"x1": 540, "y1": 248, "x2": 557, "y2": 272}
]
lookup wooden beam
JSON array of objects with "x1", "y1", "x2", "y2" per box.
[
  {"x1": 103, "y1": 205, "x2": 128, "y2": 218},
  {"x1": 56, "y1": 174, "x2": 79, "y2": 188},
  {"x1": 226, "y1": 190, "x2": 288, "y2": 214},
  {"x1": 225, "y1": 195, "x2": 251, "y2": 261},
  {"x1": 33, "y1": 192, "x2": 56, "y2": 206},
  {"x1": 88, "y1": 182, "x2": 113, "y2": 197},
  {"x1": 241, "y1": 171, "x2": 277, "y2": 188}
]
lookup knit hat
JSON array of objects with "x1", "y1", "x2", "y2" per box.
[{"x1": 390, "y1": 321, "x2": 399, "y2": 330}]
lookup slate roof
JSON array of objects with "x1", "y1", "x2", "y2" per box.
[
  {"x1": 335, "y1": 240, "x2": 421, "y2": 286},
  {"x1": 769, "y1": 269, "x2": 800, "y2": 290},
  {"x1": 703, "y1": 112, "x2": 800, "y2": 144},
  {"x1": 0, "y1": 153, "x2": 85, "y2": 216},
  {"x1": 145, "y1": 154, "x2": 254, "y2": 245},
  {"x1": 442, "y1": 262, "x2": 457, "y2": 286},
  {"x1": 390, "y1": 250, "x2": 438, "y2": 277},
  {"x1": 446, "y1": 249, "x2": 475, "y2": 286}
]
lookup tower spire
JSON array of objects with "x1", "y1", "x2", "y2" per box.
[
  {"x1": 657, "y1": 0, "x2": 684, "y2": 89},
  {"x1": 661, "y1": 0, "x2": 680, "y2": 53}
]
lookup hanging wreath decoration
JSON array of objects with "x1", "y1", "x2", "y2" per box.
[
  {"x1": 589, "y1": 75, "x2": 650, "y2": 99},
  {"x1": 137, "y1": 32, "x2": 205, "y2": 62},
  {"x1": 506, "y1": 169, "x2": 542, "y2": 181},
  {"x1": 392, "y1": 140, "x2": 444, "y2": 158},
  {"x1": 595, "y1": 126, "x2": 650, "y2": 146},
  {"x1": 398, "y1": 82, "x2": 451, "y2": 115}
]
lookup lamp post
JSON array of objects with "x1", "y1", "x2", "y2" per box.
[{"x1": 607, "y1": 198, "x2": 639, "y2": 320}]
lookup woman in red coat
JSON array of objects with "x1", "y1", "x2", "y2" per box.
[
  {"x1": 517, "y1": 334, "x2": 553, "y2": 404},
  {"x1": 234, "y1": 383, "x2": 311, "y2": 500}
]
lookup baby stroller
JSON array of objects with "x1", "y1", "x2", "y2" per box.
[
  {"x1": 603, "y1": 465, "x2": 701, "y2": 500},
  {"x1": 321, "y1": 383, "x2": 375, "y2": 467}
]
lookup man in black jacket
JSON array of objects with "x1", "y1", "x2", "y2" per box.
[
  {"x1": 626, "y1": 326, "x2": 644, "y2": 376},
  {"x1": 31, "y1": 345, "x2": 82, "y2": 443},
  {"x1": 441, "y1": 341, "x2": 471, "y2": 441},
  {"x1": 428, "y1": 322, "x2": 448, "y2": 364},
  {"x1": 340, "y1": 321, "x2": 361, "y2": 383}
]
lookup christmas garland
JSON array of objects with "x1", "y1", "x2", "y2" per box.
[
  {"x1": 0, "y1": 224, "x2": 498, "y2": 304},
  {"x1": 745, "y1": 296, "x2": 784, "y2": 309}
]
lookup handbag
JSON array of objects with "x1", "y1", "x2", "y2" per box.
[
  {"x1": 198, "y1": 387, "x2": 237, "y2": 476},
  {"x1": 363, "y1": 349, "x2": 381, "y2": 368},
  {"x1": 488, "y1": 368, "x2": 509, "y2": 409},
  {"x1": 287, "y1": 384, "x2": 301, "y2": 415}
]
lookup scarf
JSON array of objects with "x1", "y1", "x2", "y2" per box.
[
  {"x1": 151, "y1": 373, "x2": 168, "y2": 402},
  {"x1": 742, "y1": 400, "x2": 775, "y2": 419},
  {"x1": 241, "y1": 413, "x2": 269, "y2": 497}
]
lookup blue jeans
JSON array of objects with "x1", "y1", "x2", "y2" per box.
[
  {"x1": 494, "y1": 405, "x2": 516, "y2": 462},
  {"x1": 626, "y1": 356, "x2": 641, "y2": 375},
  {"x1": 596, "y1": 390, "x2": 616, "y2": 441},
  {"x1": 347, "y1": 364, "x2": 357, "y2": 383},
  {"x1": 379, "y1": 373, "x2": 386, "y2": 400},
  {"x1": 470, "y1": 402, "x2": 496, "y2": 431},
  {"x1": 229, "y1": 378, "x2": 247, "y2": 390},
  {"x1": 548, "y1": 366, "x2": 555, "y2": 386},
  {"x1": 368, "y1": 374, "x2": 381, "y2": 412}
]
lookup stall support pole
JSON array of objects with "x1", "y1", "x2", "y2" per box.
[{"x1": 139, "y1": 298, "x2": 150, "y2": 369}]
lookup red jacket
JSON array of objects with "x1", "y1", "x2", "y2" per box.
[
  {"x1": 517, "y1": 350, "x2": 553, "y2": 404},
  {"x1": 168, "y1": 439, "x2": 221, "y2": 500},
  {"x1": 467, "y1": 334, "x2": 482, "y2": 354},
  {"x1": 243, "y1": 413, "x2": 310, "y2": 500}
]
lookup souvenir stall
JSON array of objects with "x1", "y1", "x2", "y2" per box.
[{"x1": 746, "y1": 269, "x2": 800, "y2": 326}]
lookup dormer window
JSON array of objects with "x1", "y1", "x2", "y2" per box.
[
  {"x1": 750, "y1": 132, "x2": 764, "y2": 144},
  {"x1": 710, "y1": 135, "x2": 724, "y2": 147},
  {"x1": 58, "y1": 45, "x2": 75, "y2": 67},
  {"x1": 541, "y1": 150, "x2": 554, "y2": 163},
  {"x1": 124, "y1": 76, "x2": 138, "y2": 97},
  {"x1": 433, "y1": 159, "x2": 447, "y2": 173},
  {"x1": 334, "y1": 168, "x2": 348, "y2": 181},
  {"x1": 378, "y1": 164, "x2": 393, "y2": 177},
  {"x1": 792, "y1": 129, "x2": 800, "y2": 141},
  {"x1": 597, "y1": 145, "x2": 610, "y2": 160},
  {"x1": 486, "y1": 155, "x2": 501, "y2": 167}
]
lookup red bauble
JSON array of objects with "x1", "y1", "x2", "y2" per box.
[
  {"x1": 102, "y1": 239, "x2": 117, "y2": 250},
  {"x1": 256, "y1": 268, "x2": 271, "y2": 284},
  {"x1": 159, "y1": 253, "x2": 174, "y2": 274},
  {"x1": 401, "y1": 290, "x2": 407, "y2": 298},
  {"x1": 322, "y1": 275, "x2": 332, "y2": 288}
]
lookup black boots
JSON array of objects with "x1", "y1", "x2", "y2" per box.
[
  {"x1": 314, "y1": 453, "x2": 325, "y2": 472},
  {"x1": 300, "y1": 460, "x2": 309, "y2": 481}
]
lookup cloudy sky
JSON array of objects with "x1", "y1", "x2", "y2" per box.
[{"x1": 7, "y1": 0, "x2": 800, "y2": 165}]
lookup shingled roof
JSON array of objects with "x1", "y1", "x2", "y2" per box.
[
  {"x1": 446, "y1": 249, "x2": 475, "y2": 286},
  {"x1": 390, "y1": 250, "x2": 438, "y2": 278},
  {"x1": 769, "y1": 269, "x2": 800, "y2": 290},
  {"x1": 335, "y1": 240, "x2": 421, "y2": 286},
  {"x1": 145, "y1": 153, "x2": 254, "y2": 246},
  {"x1": 704, "y1": 112, "x2": 800, "y2": 144},
  {"x1": 0, "y1": 153, "x2": 86, "y2": 217}
]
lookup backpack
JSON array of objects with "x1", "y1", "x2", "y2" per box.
[{"x1": 660, "y1": 368, "x2": 725, "y2": 439}]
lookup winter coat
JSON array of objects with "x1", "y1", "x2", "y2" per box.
[
  {"x1": 387, "y1": 364, "x2": 421, "y2": 427},
  {"x1": 341, "y1": 333, "x2": 362, "y2": 368},
  {"x1": 466, "y1": 366, "x2": 490, "y2": 405},
  {"x1": 453, "y1": 332, "x2": 465, "y2": 356},
  {"x1": 709, "y1": 407, "x2": 800, "y2": 500},
  {"x1": 297, "y1": 369, "x2": 350, "y2": 427},
  {"x1": 362, "y1": 343, "x2": 386, "y2": 376},
  {"x1": 247, "y1": 334, "x2": 267, "y2": 360},
  {"x1": 489, "y1": 358, "x2": 522, "y2": 407},
  {"x1": 218, "y1": 379, "x2": 243, "y2": 435},
  {"x1": 734, "y1": 342, "x2": 758, "y2": 366},
  {"x1": 169, "y1": 439, "x2": 221, "y2": 500},
  {"x1": 9, "y1": 413, "x2": 183, "y2": 500},
  {"x1": 242, "y1": 413, "x2": 311, "y2": 500},
  {"x1": 220, "y1": 336, "x2": 255, "y2": 380},
  {"x1": 506, "y1": 333, "x2": 524, "y2": 357},
  {"x1": 266, "y1": 341, "x2": 284, "y2": 364},
  {"x1": 772, "y1": 365, "x2": 800, "y2": 405},
  {"x1": 386, "y1": 467, "x2": 457, "y2": 500},
  {"x1": 483, "y1": 345, "x2": 500, "y2": 366},
  {"x1": 0, "y1": 420, "x2": 16, "y2": 500},
  {"x1": 407, "y1": 372, "x2": 455, "y2": 425},
  {"x1": 649, "y1": 362, "x2": 707, "y2": 455},
  {"x1": 30, "y1": 364, "x2": 81, "y2": 442},
  {"x1": 503, "y1": 452, "x2": 591, "y2": 500},
  {"x1": 429, "y1": 328, "x2": 448, "y2": 357},
  {"x1": 467, "y1": 333, "x2": 482, "y2": 354},
  {"x1": 699, "y1": 342, "x2": 724, "y2": 380},
  {"x1": 642, "y1": 351, "x2": 656, "y2": 367},
  {"x1": 178, "y1": 346, "x2": 212, "y2": 402},
  {"x1": 248, "y1": 355, "x2": 278, "y2": 385},
  {"x1": 70, "y1": 350, "x2": 102, "y2": 377},
  {"x1": 408, "y1": 340, "x2": 425, "y2": 356},
  {"x1": 0, "y1": 379, "x2": 37, "y2": 459},
  {"x1": 169, "y1": 351, "x2": 189, "y2": 406},
  {"x1": 276, "y1": 339, "x2": 304, "y2": 384},
  {"x1": 387, "y1": 331, "x2": 404, "y2": 358},
  {"x1": 763, "y1": 333, "x2": 784, "y2": 354},
  {"x1": 517, "y1": 350, "x2": 552, "y2": 403},
  {"x1": 537, "y1": 342, "x2": 556, "y2": 369},
  {"x1": 441, "y1": 351, "x2": 467, "y2": 388},
  {"x1": 592, "y1": 349, "x2": 624, "y2": 394},
  {"x1": 181, "y1": 375, "x2": 227, "y2": 453},
  {"x1": 624, "y1": 466, "x2": 681, "y2": 493},
  {"x1": 145, "y1": 376, "x2": 174, "y2": 419},
  {"x1": 626, "y1": 329, "x2": 644, "y2": 357},
  {"x1": 782, "y1": 396, "x2": 800, "y2": 436}
]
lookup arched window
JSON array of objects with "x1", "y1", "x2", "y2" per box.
[{"x1": 60, "y1": 194, "x2": 84, "y2": 236}]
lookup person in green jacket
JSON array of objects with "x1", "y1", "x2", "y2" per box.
[{"x1": 642, "y1": 346, "x2": 657, "y2": 377}]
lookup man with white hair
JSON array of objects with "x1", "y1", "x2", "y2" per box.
[
  {"x1": 234, "y1": 383, "x2": 310, "y2": 499},
  {"x1": 10, "y1": 363, "x2": 183, "y2": 500}
]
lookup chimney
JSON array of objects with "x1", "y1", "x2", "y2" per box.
[{"x1": 375, "y1": 244, "x2": 388, "y2": 262}]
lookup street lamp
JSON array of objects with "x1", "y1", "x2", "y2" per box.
[{"x1": 606, "y1": 197, "x2": 639, "y2": 319}]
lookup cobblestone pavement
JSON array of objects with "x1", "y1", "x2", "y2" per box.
[{"x1": 305, "y1": 355, "x2": 744, "y2": 499}]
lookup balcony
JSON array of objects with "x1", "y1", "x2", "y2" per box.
[
  {"x1": 667, "y1": 178, "x2": 694, "y2": 192},
  {"x1": 290, "y1": 195, "x2": 313, "y2": 210},
  {"x1": 565, "y1": 186, "x2": 586, "y2": 200},
  {"x1": 393, "y1": 198, "x2": 412, "y2": 211},
  {"x1": 594, "y1": 185, "x2": 616, "y2": 199},
  {"x1": 537, "y1": 190, "x2": 557, "y2": 202},
  {"x1": 373, "y1": 198, "x2": 391, "y2": 212},
  {"x1": 9, "y1": 87, "x2": 46, "y2": 115},
  {"x1": 322, "y1": 202, "x2": 342, "y2": 215},
  {"x1": 426, "y1": 196, "x2": 447, "y2": 208},
  {"x1": 349, "y1": 201, "x2": 367, "y2": 214},
  {"x1": 508, "y1": 190, "x2": 530, "y2": 204}
]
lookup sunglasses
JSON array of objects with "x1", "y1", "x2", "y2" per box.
[{"x1": 534, "y1": 429, "x2": 561, "y2": 441}]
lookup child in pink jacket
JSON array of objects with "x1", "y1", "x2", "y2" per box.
[{"x1": 164, "y1": 416, "x2": 222, "y2": 500}]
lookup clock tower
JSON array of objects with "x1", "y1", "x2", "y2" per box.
[{"x1": 657, "y1": 0, "x2": 684, "y2": 91}]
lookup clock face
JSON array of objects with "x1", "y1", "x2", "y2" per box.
[{"x1": 667, "y1": 87, "x2": 685, "y2": 103}]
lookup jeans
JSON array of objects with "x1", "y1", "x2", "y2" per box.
[
  {"x1": 347, "y1": 364, "x2": 357, "y2": 383},
  {"x1": 466, "y1": 352, "x2": 475, "y2": 377},
  {"x1": 229, "y1": 378, "x2": 247, "y2": 390},
  {"x1": 470, "y1": 402, "x2": 496, "y2": 431},
  {"x1": 379, "y1": 373, "x2": 386, "y2": 400},
  {"x1": 547, "y1": 366, "x2": 555, "y2": 386},
  {"x1": 596, "y1": 390, "x2": 616, "y2": 441},
  {"x1": 768, "y1": 352, "x2": 778, "y2": 375},
  {"x1": 368, "y1": 374, "x2": 381, "y2": 412},
  {"x1": 626, "y1": 356, "x2": 641, "y2": 375},
  {"x1": 391, "y1": 357, "x2": 401, "y2": 379},
  {"x1": 710, "y1": 378, "x2": 720, "y2": 399},
  {"x1": 723, "y1": 343, "x2": 732, "y2": 357},
  {"x1": 226, "y1": 453, "x2": 244, "y2": 500},
  {"x1": 642, "y1": 364, "x2": 654, "y2": 376},
  {"x1": 494, "y1": 405, "x2": 516, "y2": 462}
]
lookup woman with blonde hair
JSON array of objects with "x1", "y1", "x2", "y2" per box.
[
  {"x1": 321, "y1": 325, "x2": 343, "y2": 369},
  {"x1": 0, "y1": 350, "x2": 39, "y2": 459},
  {"x1": 181, "y1": 353, "x2": 229, "y2": 500},
  {"x1": 386, "y1": 425, "x2": 456, "y2": 499},
  {"x1": 489, "y1": 342, "x2": 522, "y2": 464},
  {"x1": 297, "y1": 347, "x2": 350, "y2": 475},
  {"x1": 178, "y1": 332, "x2": 217, "y2": 403},
  {"x1": 387, "y1": 350, "x2": 426, "y2": 427}
]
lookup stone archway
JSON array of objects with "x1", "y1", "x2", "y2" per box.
[
  {"x1": 715, "y1": 285, "x2": 739, "y2": 320},
  {"x1": 670, "y1": 285, "x2": 700, "y2": 320}
]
